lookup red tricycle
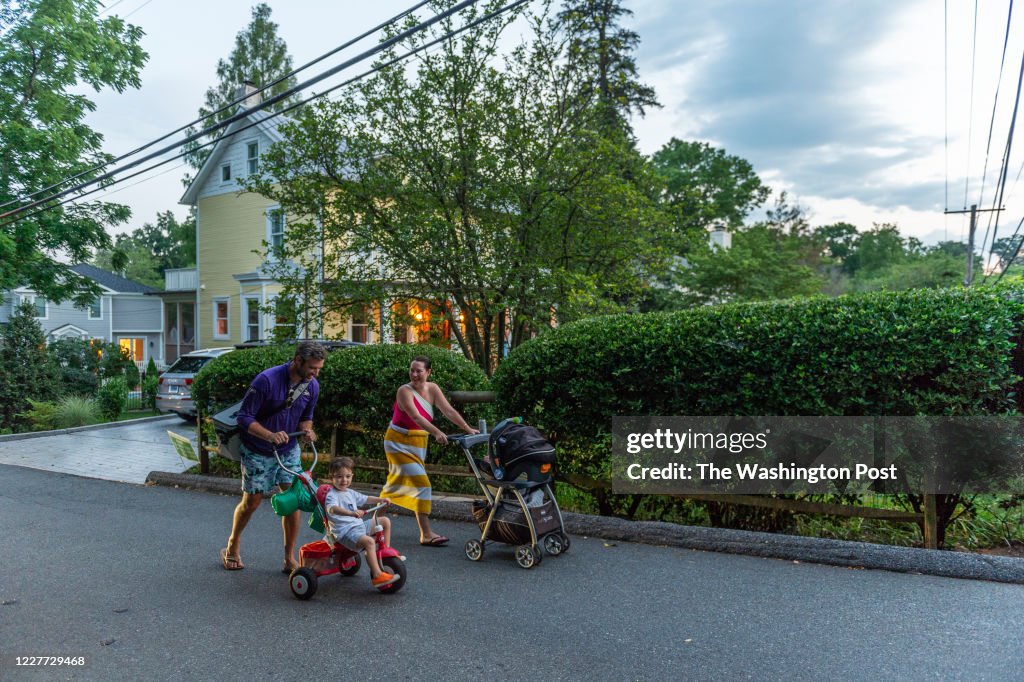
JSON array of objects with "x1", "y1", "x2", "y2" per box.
[{"x1": 270, "y1": 435, "x2": 407, "y2": 600}]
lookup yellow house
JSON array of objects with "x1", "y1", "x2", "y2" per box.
[{"x1": 179, "y1": 87, "x2": 437, "y2": 348}]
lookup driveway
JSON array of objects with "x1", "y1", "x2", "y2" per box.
[{"x1": 0, "y1": 415, "x2": 197, "y2": 484}]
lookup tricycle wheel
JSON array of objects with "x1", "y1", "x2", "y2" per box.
[
  {"x1": 465, "y1": 538, "x2": 484, "y2": 561},
  {"x1": 378, "y1": 556, "x2": 407, "y2": 594},
  {"x1": 340, "y1": 554, "x2": 361, "y2": 577},
  {"x1": 289, "y1": 567, "x2": 318, "y2": 600}
]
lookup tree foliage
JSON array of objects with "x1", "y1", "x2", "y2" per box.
[
  {"x1": 652, "y1": 138, "x2": 770, "y2": 236},
  {"x1": 92, "y1": 210, "x2": 196, "y2": 288},
  {"x1": 182, "y1": 3, "x2": 297, "y2": 179},
  {"x1": 0, "y1": 0, "x2": 147, "y2": 305},
  {"x1": 245, "y1": 0, "x2": 672, "y2": 374}
]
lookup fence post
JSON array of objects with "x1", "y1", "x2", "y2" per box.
[{"x1": 922, "y1": 493, "x2": 938, "y2": 549}]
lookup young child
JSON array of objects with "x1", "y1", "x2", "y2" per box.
[{"x1": 325, "y1": 456, "x2": 398, "y2": 588}]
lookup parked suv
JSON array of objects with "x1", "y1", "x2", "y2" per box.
[{"x1": 155, "y1": 348, "x2": 235, "y2": 419}]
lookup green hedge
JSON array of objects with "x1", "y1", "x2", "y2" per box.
[
  {"x1": 494, "y1": 286, "x2": 1024, "y2": 440},
  {"x1": 192, "y1": 344, "x2": 493, "y2": 437}
]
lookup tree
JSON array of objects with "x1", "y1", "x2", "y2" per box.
[
  {"x1": 677, "y1": 224, "x2": 824, "y2": 304},
  {"x1": 182, "y1": 3, "x2": 297, "y2": 179},
  {"x1": 651, "y1": 138, "x2": 770, "y2": 238},
  {"x1": 0, "y1": 302, "x2": 60, "y2": 431},
  {"x1": 92, "y1": 210, "x2": 196, "y2": 287},
  {"x1": 245, "y1": 0, "x2": 672, "y2": 374},
  {"x1": 842, "y1": 223, "x2": 906, "y2": 276},
  {"x1": 557, "y1": 0, "x2": 659, "y2": 134},
  {"x1": 0, "y1": 0, "x2": 147, "y2": 305}
]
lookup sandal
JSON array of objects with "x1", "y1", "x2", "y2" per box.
[
  {"x1": 220, "y1": 548, "x2": 244, "y2": 570},
  {"x1": 419, "y1": 535, "x2": 449, "y2": 547}
]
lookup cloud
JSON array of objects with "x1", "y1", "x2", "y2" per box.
[{"x1": 631, "y1": 0, "x2": 945, "y2": 221}]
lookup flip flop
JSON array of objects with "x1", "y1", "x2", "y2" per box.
[
  {"x1": 220, "y1": 548, "x2": 244, "y2": 570},
  {"x1": 419, "y1": 536, "x2": 449, "y2": 547},
  {"x1": 281, "y1": 563, "x2": 299, "y2": 575}
]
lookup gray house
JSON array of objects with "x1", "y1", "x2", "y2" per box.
[{"x1": 0, "y1": 264, "x2": 162, "y2": 369}]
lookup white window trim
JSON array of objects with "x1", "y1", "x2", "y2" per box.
[
  {"x1": 266, "y1": 206, "x2": 285, "y2": 258},
  {"x1": 212, "y1": 297, "x2": 230, "y2": 340},
  {"x1": 88, "y1": 296, "x2": 103, "y2": 320},
  {"x1": 220, "y1": 163, "x2": 232, "y2": 183},
  {"x1": 243, "y1": 295, "x2": 262, "y2": 342},
  {"x1": 20, "y1": 294, "x2": 47, "y2": 319},
  {"x1": 246, "y1": 140, "x2": 259, "y2": 175}
]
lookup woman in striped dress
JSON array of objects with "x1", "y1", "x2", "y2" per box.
[{"x1": 381, "y1": 356, "x2": 479, "y2": 546}]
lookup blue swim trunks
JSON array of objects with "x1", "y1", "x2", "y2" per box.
[{"x1": 240, "y1": 442, "x2": 301, "y2": 495}]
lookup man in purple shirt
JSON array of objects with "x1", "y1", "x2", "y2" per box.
[{"x1": 221, "y1": 341, "x2": 326, "y2": 573}]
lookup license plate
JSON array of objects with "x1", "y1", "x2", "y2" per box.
[{"x1": 169, "y1": 385, "x2": 179, "y2": 394}]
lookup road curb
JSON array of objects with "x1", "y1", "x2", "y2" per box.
[
  {"x1": 146, "y1": 470, "x2": 1024, "y2": 585},
  {"x1": 0, "y1": 414, "x2": 179, "y2": 442}
]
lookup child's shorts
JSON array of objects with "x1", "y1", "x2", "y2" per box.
[{"x1": 336, "y1": 521, "x2": 373, "y2": 551}]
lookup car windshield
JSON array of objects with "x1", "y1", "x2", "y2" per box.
[{"x1": 165, "y1": 357, "x2": 212, "y2": 374}]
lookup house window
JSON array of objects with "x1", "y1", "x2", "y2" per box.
[
  {"x1": 272, "y1": 296, "x2": 297, "y2": 341},
  {"x1": 247, "y1": 141, "x2": 259, "y2": 175},
  {"x1": 267, "y1": 208, "x2": 285, "y2": 253},
  {"x1": 119, "y1": 337, "x2": 144, "y2": 365},
  {"x1": 350, "y1": 307, "x2": 369, "y2": 343},
  {"x1": 213, "y1": 298, "x2": 230, "y2": 339},
  {"x1": 21, "y1": 294, "x2": 47, "y2": 319},
  {"x1": 243, "y1": 296, "x2": 261, "y2": 342},
  {"x1": 88, "y1": 297, "x2": 102, "y2": 320},
  {"x1": 221, "y1": 164, "x2": 232, "y2": 182}
]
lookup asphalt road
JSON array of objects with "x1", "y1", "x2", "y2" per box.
[{"x1": 1, "y1": 464, "x2": 1023, "y2": 681}]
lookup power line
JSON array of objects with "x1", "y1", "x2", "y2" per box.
[
  {"x1": 0, "y1": 0, "x2": 531, "y2": 231},
  {"x1": 0, "y1": 0, "x2": 435, "y2": 213}
]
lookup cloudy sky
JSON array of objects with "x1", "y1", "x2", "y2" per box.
[{"x1": 80, "y1": 0, "x2": 1022, "y2": 249}]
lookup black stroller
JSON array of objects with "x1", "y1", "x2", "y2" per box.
[{"x1": 451, "y1": 418, "x2": 570, "y2": 569}]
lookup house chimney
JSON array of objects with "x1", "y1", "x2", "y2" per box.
[
  {"x1": 234, "y1": 80, "x2": 261, "y2": 109},
  {"x1": 708, "y1": 227, "x2": 731, "y2": 250}
]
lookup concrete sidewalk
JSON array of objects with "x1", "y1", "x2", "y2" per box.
[{"x1": 0, "y1": 415, "x2": 197, "y2": 484}]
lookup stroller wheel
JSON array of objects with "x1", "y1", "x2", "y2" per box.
[
  {"x1": 289, "y1": 568, "x2": 318, "y2": 600},
  {"x1": 557, "y1": 532, "x2": 570, "y2": 553},
  {"x1": 515, "y1": 544, "x2": 541, "y2": 569},
  {"x1": 465, "y1": 539, "x2": 484, "y2": 561},
  {"x1": 543, "y1": 533, "x2": 566, "y2": 556}
]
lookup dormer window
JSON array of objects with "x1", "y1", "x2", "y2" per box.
[
  {"x1": 221, "y1": 164, "x2": 232, "y2": 182},
  {"x1": 247, "y1": 142, "x2": 259, "y2": 175}
]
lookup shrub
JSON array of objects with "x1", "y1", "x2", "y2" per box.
[
  {"x1": 142, "y1": 375, "x2": 159, "y2": 409},
  {"x1": 17, "y1": 399, "x2": 58, "y2": 431},
  {"x1": 97, "y1": 377, "x2": 128, "y2": 421},
  {"x1": 495, "y1": 286, "x2": 1024, "y2": 438},
  {"x1": 99, "y1": 343, "x2": 139, "y2": 387},
  {"x1": 493, "y1": 286, "x2": 1024, "y2": 531},
  {"x1": 54, "y1": 395, "x2": 100, "y2": 428},
  {"x1": 0, "y1": 302, "x2": 60, "y2": 431},
  {"x1": 49, "y1": 338, "x2": 101, "y2": 396},
  {"x1": 145, "y1": 356, "x2": 158, "y2": 379},
  {"x1": 192, "y1": 343, "x2": 492, "y2": 462}
]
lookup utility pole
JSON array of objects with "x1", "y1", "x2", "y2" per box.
[{"x1": 944, "y1": 204, "x2": 1003, "y2": 286}]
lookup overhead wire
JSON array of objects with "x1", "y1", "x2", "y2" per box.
[
  {"x1": 0, "y1": 0, "x2": 435, "y2": 213},
  {"x1": 977, "y1": 0, "x2": 1016, "y2": 266},
  {"x1": 0, "y1": 0, "x2": 531, "y2": 232}
]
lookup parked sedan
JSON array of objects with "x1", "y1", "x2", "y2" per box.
[{"x1": 155, "y1": 348, "x2": 235, "y2": 419}]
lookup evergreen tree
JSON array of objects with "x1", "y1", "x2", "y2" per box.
[
  {"x1": 182, "y1": 3, "x2": 297, "y2": 181},
  {"x1": 558, "y1": 0, "x2": 659, "y2": 134},
  {"x1": 0, "y1": 302, "x2": 60, "y2": 431}
]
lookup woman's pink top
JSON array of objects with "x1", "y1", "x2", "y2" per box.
[{"x1": 391, "y1": 384, "x2": 433, "y2": 430}]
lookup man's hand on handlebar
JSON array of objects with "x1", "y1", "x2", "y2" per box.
[{"x1": 269, "y1": 430, "x2": 290, "y2": 445}]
